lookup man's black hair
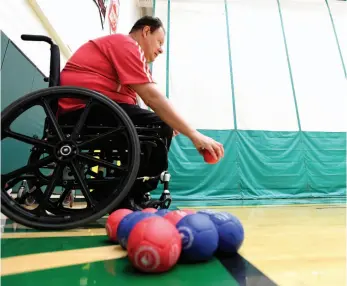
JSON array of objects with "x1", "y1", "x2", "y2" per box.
[{"x1": 129, "y1": 16, "x2": 165, "y2": 34}]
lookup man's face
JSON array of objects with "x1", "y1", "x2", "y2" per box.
[{"x1": 140, "y1": 26, "x2": 165, "y2": 63}]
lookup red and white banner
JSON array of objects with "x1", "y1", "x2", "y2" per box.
[{"x1": 108, "y1": 0, "x2": 120, "y2": 34}]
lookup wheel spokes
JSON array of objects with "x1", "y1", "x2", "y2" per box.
[
  {"x1": 5, "y1": 129, "x2": 55, "y2": 149},
  {"x1": 55, "y1": 188, "x2": 73, "y2": 208},
  {"x1": 69, "y1": 159, "x2": 95, "y2": 208},
  {"x1": 71, "y1": 99, "x2": 93, "y2": 141},
  {"x1": 2, "y1": 174, "x2": 40, "y2": 191},
  {"x1": 2, "y1": 155, "x2": 55, "y2": 183},
  {"x1": 78, "y1": 127, "x2": 126, "y2": 148},
  {"x1": 77, "y1": 153, "x2": 128, "y2": 172},
  {"x1": 42, "y1": 98, "x2": 65, "y2": 141},
  {"x1": 37, "y1": 163, "x2": 64, "y2": 214}
]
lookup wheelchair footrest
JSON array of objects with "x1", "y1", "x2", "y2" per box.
[
  {"x1": 142, "y1": 196, "x2": 172, "y2": 210},
  {"x1": 128, "y1": 190, "x2": 172, "y2": 211}
]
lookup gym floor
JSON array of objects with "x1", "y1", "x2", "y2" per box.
[{"x1": 1, "y1": 198, "x2": 345, "y2": 286}]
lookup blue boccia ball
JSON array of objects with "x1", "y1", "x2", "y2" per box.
[
  {"x1": 204, "y1": 212, "x2": 244, "y2": 254},
  {"x1": 117, "y1": 211, "x2": 157, "y2": 249},
  {"x1": 156, "y1": 209, "x2": 171, "y2": 217},
  {"x1": 176, "y1": 213, "x2": 219, "y2": 262},
  {"x1": 198, "y1": 209, "x2": 218, "y2": 215}
]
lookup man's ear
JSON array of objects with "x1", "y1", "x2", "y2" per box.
[{"x1": 142, "y1": 26, "x2": 151, "y2": 37}]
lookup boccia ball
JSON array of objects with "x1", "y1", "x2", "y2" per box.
[
  {"x1": 156, "y1": 209, "x2": 171, "y2": 217},
  {"x1": 204, "y1": 211, "x2": 244, "y2": 254},
  {"x1": 198, "y1": 209, "x2": 218, "y2": 215},
  {"x1": 127, "y1": 216, "x2": 182, "y2": 273},
  {"x1": 164, "y1": 210, "x2": 188, "y2": 226},
  {"x1": 117, "y1": 211, "x2": 157, "y2": 249},
  {"x1": 105, "y1": 208, "x2": 133, "y2": 242},
  {"x1": 142, "y1": 208, "x2": 157, "y2": 213},
  {"x1": 181, "y1": 208, "x2": 196, "y2": 214},
  {"x1": 176, "y1": 213, "x2": 219, "y2": 262},
  {"x1": 202, "y1": 149, "x2": 219, "y2": 164}
]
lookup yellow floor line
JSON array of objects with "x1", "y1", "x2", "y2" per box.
[
  {"x1": 2, "y1": 228, "x2": 106, "y2": 239},
  {"x1": 1, "y1": 245, "x2": 127, "y2": 276},
  {"x1": 177, "y1": 203, "x2": 346, "y2": 209}
]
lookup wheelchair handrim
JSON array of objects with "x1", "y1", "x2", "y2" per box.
[{"x1": 1, "y1": 86, "x2": 141, "y2": 230}]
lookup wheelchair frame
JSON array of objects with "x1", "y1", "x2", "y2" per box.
[{"x1": 1, "y1": 34, "x2": 172, "y2": 230}]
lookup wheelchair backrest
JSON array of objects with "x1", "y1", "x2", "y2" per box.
[
  {"x1": 21, "y1": 34, "x2": 60, "y2": 87},
  {"x1": 49, "y1": 44, "x2": 60, "y2": 87}
]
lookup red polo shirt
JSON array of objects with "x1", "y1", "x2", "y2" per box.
[{"x1": 57, "y1": 34, "x2": 153, "y2": 114}]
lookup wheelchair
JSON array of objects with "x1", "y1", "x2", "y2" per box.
[{"x1": 1, "y1": 34, "x2": 172, "y2": 231}]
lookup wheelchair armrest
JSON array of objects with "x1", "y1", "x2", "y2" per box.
[
  {"x1": 138, "y1": 135, "x2": 158, "y2": 143},
  {"x1": 140, "y1": 140, "x2": 157, "y2": 148},
  {"x1": 136, "y1": 126, "x2": 162, "y2": 133}
]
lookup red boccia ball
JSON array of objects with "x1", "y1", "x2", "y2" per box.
[
  {"x1": 105, "y1": 208, "x2": 133, "y2": 242},
  {"x1": 203, "y1": 149, "x2": 219, "y2": 164},
  {"x1": 127, "y1": 216, "x2": 182, "y2": 273},
  {"x1": 142, "y1": 208, "x2": 158, "y2": 213},
  {"x1": 164, "y1": 210, "x2": 188, "y2": 226}
]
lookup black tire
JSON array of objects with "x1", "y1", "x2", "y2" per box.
[{"x1": 1, "y1": 86, "x2": 141, "y2": 230}]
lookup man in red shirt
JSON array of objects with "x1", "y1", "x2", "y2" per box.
[{"x1": 58, "y1": 16, "x2": 224, "y2": 209}]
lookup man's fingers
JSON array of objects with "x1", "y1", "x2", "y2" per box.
[
  {"x1": 207, "y1": 146, "x2": 218, "y2": 161},
  {"x1": 173, "y1": 130, "x2": 180, "y2": 137},
  {"x1": 215, "y1": 142, "x2": 224, "y2": 158},
  {"x1": 215, "y1": 145, "x2": 223, "y2": 160},
  {"x1": 208, "y1": 141, "x2": 221, "y2": 159}
]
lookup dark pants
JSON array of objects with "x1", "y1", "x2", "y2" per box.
[
  {"x1": 118, "y1": 103, "x2": 173, "y2": 195},
  {"x1": 58, "y1": 103, "x2": 173, "y2": 196},
  {"x1": 118, "y1": 103, "x2": 173, "y2": 151}
]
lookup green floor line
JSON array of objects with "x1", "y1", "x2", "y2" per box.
[
  {"x1": 1, "y1": 256, "x2": 239, "y2": 286},
  {"x1": 1, "y1": 236, "x2": 112, "y2": 258}
]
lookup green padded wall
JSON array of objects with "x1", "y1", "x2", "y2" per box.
[
  {"x1": 1, "y1": 31, "x2": 48, "y2": 175},
  {"x1": 1, "y1": 31, "x2": 9, "y2": 68},
  {"x1": 166, "y1": 131, "x2": 346, "y2": 200}
]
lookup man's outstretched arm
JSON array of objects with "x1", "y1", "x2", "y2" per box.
[{"x1": 129, "y1": 82, "x2": 224, "y2": 161}]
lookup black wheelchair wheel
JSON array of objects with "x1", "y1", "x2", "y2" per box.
[{"x1": 1, "y1": 86, "x2": 141, "y2": 230}]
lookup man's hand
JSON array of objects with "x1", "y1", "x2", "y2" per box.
[
  {"x1": 173, "y1": 130, "x2": 180, "y2": 137},
  {"x1": 189, "y1": 131, "x2": 224, "y2": 162}
]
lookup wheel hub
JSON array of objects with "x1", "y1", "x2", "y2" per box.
[
  {"x1": 60, "y1": 145, "x2": 72, "y2": 156},
  {"x1": 55, "y1": 141, "x2": 77, "y2": 161}
]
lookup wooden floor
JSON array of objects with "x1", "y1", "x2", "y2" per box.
[
  {"x1": 1, "y1": 201, "x2": 346, "y2": 286},
  {"x1": 184, "y1": 203, "x2": 346, "y2": 286}
]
